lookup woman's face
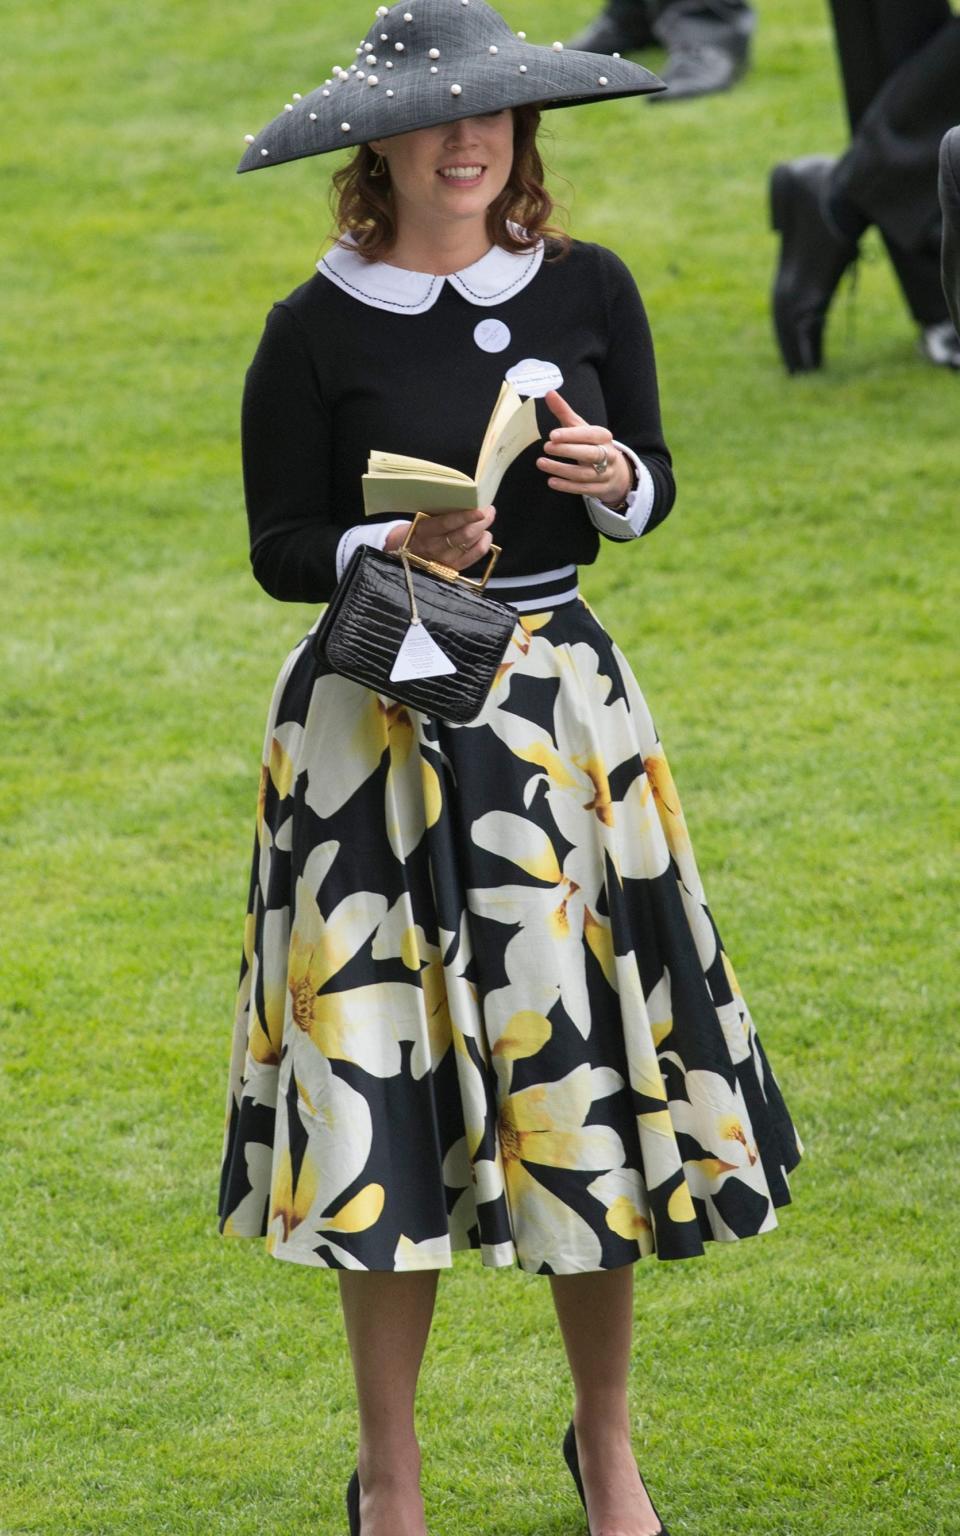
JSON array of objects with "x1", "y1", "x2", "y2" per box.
[{"x1": 370, "y1": 109, "x2": 515, "y2": 231}]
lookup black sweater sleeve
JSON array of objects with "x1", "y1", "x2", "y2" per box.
[
  {"x1": 242, "y1": 302, "x2": 340, "y2": 602},
  {"x1": 597, "y1": 248, "x2": 676, "y2": 535}
]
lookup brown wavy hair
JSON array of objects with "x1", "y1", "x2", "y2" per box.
[{"x1": 329, "y1": 105, "x2": 569, "y2": 261}]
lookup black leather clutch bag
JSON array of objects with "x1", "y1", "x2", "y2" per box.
[{"x1": 313, "y1": 517, "x2": 518, "y2": 725}]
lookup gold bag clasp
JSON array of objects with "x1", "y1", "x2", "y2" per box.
[{"x1": 395, "y1": 510, "x2": 501, "y2": 590}]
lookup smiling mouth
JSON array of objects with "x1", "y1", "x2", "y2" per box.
[{"x1": 437, "y1": 164, "x2": 486, "y2": 182}]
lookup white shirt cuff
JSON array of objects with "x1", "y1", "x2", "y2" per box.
[
  {"x1": 335, "y1": 519, "x2": 411, "y2": 580},
  {"x1": 583, "y1": 440, "x2": 656, "y2": 541}
]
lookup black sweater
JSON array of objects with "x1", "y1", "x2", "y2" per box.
[{"x1": 241, "y1": 238, "x2": 675, "y2": 603}]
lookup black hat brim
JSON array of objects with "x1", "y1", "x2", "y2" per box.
[{"x1": 237, "y1": 6, "x2": 663, "y2": 174}]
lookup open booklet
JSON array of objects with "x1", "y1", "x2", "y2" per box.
[{"x1": 362, "y1": 381, "x2": 540, "y2": 517}]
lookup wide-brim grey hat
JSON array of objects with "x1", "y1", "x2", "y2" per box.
[{"x1": 238, "y1": 0, "x2": 664, "y2": 173}]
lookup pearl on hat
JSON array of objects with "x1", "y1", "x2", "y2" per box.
[
  {"x1": 430, "y1": 64, "x2": 438, "y2": 72},
  {"x1": 395, "y1": 41, "x2": 404, "y2": 50},
  {"x1": 355, "y1": 46, "x2": 363, "y2": 54},
  {"x1": 381, "y1": 33, "x2": 388, "y2": 40},
  {"x1": 386, "y1": 88, "x2": 395, "y2": 96},
  {"x1": 489, "y1": 44, "x2": 498, "y2": 53},
  {"x1": 612, "y1": 51, "x2": 621, "y2": 58},
  {"x1": 284, "y1": 102, "x2": 293, "y2": 111},
  {"x1": 244, "y1": 133, "x2": 255, "y2": 143},
  {"x1": 428, "y1": 47, "x2": 440, "y2": 58},
  {"x1": 366, "y1": 53, "x2": 377, "y2": 64},
  {"x1": 357, "y1": 70, "x2": 366, "y2": 79},
  {"x1": 552, "y1": 40, "x2": 563, "y2": 50},
  {"x1": 517, "y1": 30, "x2": 526, "y2": 39},
  {"x1": 368, "y1": 74, "x2": 379, "y2": 85},
  {"x1": 260, "y1": 147, "x2": 269, "y2": 155},
  {"x1": 386, "y1": 59, "x2": 393, "y2": 66},
  {"x1": 321, "y1": 91, "x2": 329, "y2": 98},
  {"x1": 376, "y1": 4, "x2": 389, "y2": 14},
  {"x1": 403, "y1": 10, "x2": 413, "y2": 19},
  {"x1": 598, "y1": 76, "x2": 608, "y2": 85},
  {"x1": 293, "y1": 92, "x2": 302, "y2": 100},
  {"x1": 451, "y1": 82, "x2": 462, "y2": 94},
  {"x1": 519, "y1": 63, "x2": 527, "y2": 72},
  {"x1": 341, "y1": 121, "x2": 351, "y2": 131}
]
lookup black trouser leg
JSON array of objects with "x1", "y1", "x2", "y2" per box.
[
  {"x1": 827, "y1": 0, "x2": 951, "y2": 128},
  {"x1": 827, "y1": 0, "x2": 958, "y2": 322}
]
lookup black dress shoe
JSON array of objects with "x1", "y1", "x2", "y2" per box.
[
  {"x1": 346, "y1": 1468, "x2": 361, "y2": 1535},
  {"x1": 648, "y1": 34, "x2": 750, "y2": 102},
  {"x1": 566, "y1": 2, "x2": 656, "y2": 55},
  {"x1": 562, "y1": 1418, "x2": 670, "y2": 1536},
  {"x1": 770, "y1": 155, "x2": 860, "y2": 373}
]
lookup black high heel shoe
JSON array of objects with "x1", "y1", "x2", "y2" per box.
[
  {"x1": 346, "y1": 1468, "x2": 361, "y2": 1535},
  {"x1": 562, "y1": 1418, "x2": 670, "y2": 1536}
]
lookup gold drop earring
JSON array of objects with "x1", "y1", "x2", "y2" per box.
[{"x1": 370, "y1": 152, "x2": 387, "y2": 178}]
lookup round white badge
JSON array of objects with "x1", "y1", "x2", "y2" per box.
[
  {"x1": 505, "y1": 358, "x2": 564, "y2": 398},
  {"x1": 473, "y1": 318, "x2": 512, "y2": 353}
]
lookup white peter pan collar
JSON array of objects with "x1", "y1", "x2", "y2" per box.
[{"x1": 317, "y1": 229, "x2": 545, "y2": 314}]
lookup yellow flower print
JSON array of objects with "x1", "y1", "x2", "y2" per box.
[
  {"x1": 268, "y1": 733, "x2": 296, "y2": 799},
  {"x1": 587, "y1": 1160, "x2": 655, "y2": 1253},
  {"x1": 667, "y1": 1181, "x2": 698, "y2": 1224},
  {"x1": 470, "y1": 812, "x2": 610, "y2": 1037},
  {"x1": 606, "y1": 1194, "x2": 654, "y2": 1245},
  {"x1": 368, "y1": 896, "x2": 455, "y2": 1077},
  {"x1": 473, "y1": 811, "x2": 564, "y2": 884},
  {"x1": 492, "y1": 1009, "x2": 553, "y2": 1069},
  {"x1": 721, "y1": 951, "x2": 743, "y2": 998},
  {"x1": 303, "y1": 675, "x2": 427, "y2": 860},
  {"x1": 643, "y1": 747, "x2": 682, "y2": 820},
  {"x1": 583, "y1": 906, "x2": 617, "y2": 992},
  {"x1": 287, "y1": 886, "x2": 385, "y2": 1039},
  {"x1": 494, "y1": 1064, "x2": 625, "y2": 1273},
  {"x1": 322, "y1": 1183, "x2": 386, "y2": 1232},
  {"x1": 279, "y1": 879, "x2": 418, "y2": 1077},
  {"x1": 520, "y1": 613, "x2": 552, "y2": 636},
  {"x1": 716, "y1": 1113, "x2": 759, "y2": 1165},
  {"x1": 247, "y1": 999, "x2": 281, "y2": 1067},
  {"x1": 578, "y1": 753, "x2": 614, "y2": 827},
  {"x1": 256, "y1": 761, "x2": 269, "y2": 841},
  {"x1": 665, "y1": 1070, "x2": 761, "y2": 1175},
  {"x1": 271, "y1": 1145, "x2": 385, "y2": 1247},
  {"x1": 270, "y1": 1145, "x2": 320, "y2": 1242},
  {"x1": 498, "y1": 1064, "x2": 625, "y2": 1187},
  {"x1": 394, "y1": 1232, "x2": 452, "y2": 1269}
]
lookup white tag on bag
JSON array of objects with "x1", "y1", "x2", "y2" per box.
[{"x1": 389, "y1": 622, "x2": 457, "y2": 683}]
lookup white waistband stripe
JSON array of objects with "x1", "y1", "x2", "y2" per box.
[
  {"x1": 507, "y1": 584, "x2": 581, "y2": 612},
  {"x1": 486, "y1": 564, "x2": 577, "y2": 589}
]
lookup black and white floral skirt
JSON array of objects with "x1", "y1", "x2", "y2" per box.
[{"x1": 217, "y1": 597, "x2": 803, "y2": 1274}]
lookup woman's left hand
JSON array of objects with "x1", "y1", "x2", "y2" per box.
[{"x1": 536, "y1": 390, "x2": 633, "y2": 507}]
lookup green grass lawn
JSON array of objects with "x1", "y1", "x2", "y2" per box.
[{"x1": 2, "y1": 1, "x2": 958, "y2": 1532}]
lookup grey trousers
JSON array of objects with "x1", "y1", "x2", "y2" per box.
[{"x1": 608, "y1": 0, "x2": 755, "y2": 38}]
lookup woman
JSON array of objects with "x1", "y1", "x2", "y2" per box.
[{"x1": 218, "y1": 6, "x2": 804, "y2": 1534}]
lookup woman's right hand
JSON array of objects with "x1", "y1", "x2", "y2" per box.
[{"x1": 383, "y1": 504, "x2": 496, "y2": 572}]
